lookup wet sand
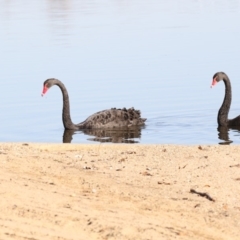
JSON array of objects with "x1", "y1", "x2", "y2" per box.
[{"x1": 0, "y1": 143, "x2": 240, "y2": 240}]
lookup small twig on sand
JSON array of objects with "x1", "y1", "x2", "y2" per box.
[
  {"x1": 229, "y1": 164, "x2": 240, "y2": 168},
  {"x1": 190, "y1": 189, "x2": 215, "y2": 202}
]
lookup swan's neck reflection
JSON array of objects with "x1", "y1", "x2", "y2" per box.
[
  {"x1": 217, "y1": 126, "x2": 233, "y2": 145},
  {"x1": 63, "y1": 127, "x2": 144, "y2": 143}
]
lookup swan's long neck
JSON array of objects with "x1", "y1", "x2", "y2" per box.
[
  {"x1": 55, "y1": 81, "x2": 77, "y2": 130},
  {"x1": 218, "y1": 76, "x2": 232, "y2": 126}
]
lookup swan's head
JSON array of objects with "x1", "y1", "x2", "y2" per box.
[
  {"x1": 41, "y1": 78, "x2": 58, "y2": 96},
  {"x1": 211, "y1": 72, "x2": 226, "y2": 88}
]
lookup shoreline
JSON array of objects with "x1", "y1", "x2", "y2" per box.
[{"x1": 0, "y1": 143, "x2": 239, "y2": 239}]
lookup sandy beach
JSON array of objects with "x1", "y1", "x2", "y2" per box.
[{"x1": 0, "y1": 143, "x2": 239, "y2": 239}]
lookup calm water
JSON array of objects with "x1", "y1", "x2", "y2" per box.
[{"x1": 1, "y1": 0, "x2": 240, "y2": 144}]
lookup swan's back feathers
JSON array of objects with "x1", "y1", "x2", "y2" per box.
[
  {"x1": 77, "y1": 107, "x2": 146, "y2": 129},
  {"x1": 228, "y1": 115, "x2": 240, "y2": 127}
]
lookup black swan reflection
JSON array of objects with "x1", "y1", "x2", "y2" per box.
[
  {"x1": 211, "y1": 72, "x2": 240, "y2": 127},
  {"x1": 42, "y1": 78, "x2": 146, "y2": 130},
  {"x1": 63, "y1": 127, "x2": 143, "y2": 143},
  {"x1": 217, "y1": 126, "x2": 233, "y2": 145}
]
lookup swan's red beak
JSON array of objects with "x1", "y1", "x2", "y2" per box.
[
  {"x1": 41, "y1": 85, "x2": 48, "y2": 96},
  {"x1": 211, "y1": 77, "x2": 218, "y2": 88}
]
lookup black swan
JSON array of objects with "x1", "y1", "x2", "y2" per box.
[
  {"x1": 41, "y1": 78, "x2": 146, "y2": 130},
  {"x1": 211, "y1": 72, "x2": 240, "y2": 127}
]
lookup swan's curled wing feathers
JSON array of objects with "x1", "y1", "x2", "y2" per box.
[{"x1": 77, "y1": 107, "x2": 146, "y2": 129}]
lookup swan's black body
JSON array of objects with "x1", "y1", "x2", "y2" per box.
[{"x1": 42, "y1": 78, "x2": 146, "y2": 130}]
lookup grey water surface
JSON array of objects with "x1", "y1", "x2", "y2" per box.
[{"x1": 1, "y1": 0, "x2": 240, "y2": 144}]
